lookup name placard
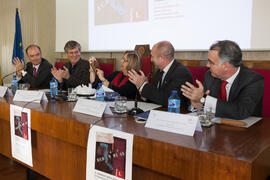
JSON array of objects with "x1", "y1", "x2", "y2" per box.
[
  {"x1": 13, "y1": 90, "x2": 47, "y2": 103},
  {"x1": 73, "y1": 99, "x2": 108, "y2": 117},
  {"x1": 0, "y1": 86, "x2": 8, "y2": 97},
  {"x1": 145, "y1": 110, "x2": 199, "y2": 136}
]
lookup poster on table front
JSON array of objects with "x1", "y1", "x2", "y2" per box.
[
  {"x1": 86, "y1": 126, "x2": 133, "y2": 180},
  {"x1": 10, "y1": 104, "x2": 33, "y2": 167}
]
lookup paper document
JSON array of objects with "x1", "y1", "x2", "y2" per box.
[
  {"x1": 38, "y1": 89, "x2": 50, "y2": 94},
  {"x1": 187, "y1": 112, "x2": 261, "y2": 128},
  {"x1": 126, "y1": 101, "x2": 161, "y2": 111},
  {"x1": 145, "y1": 110, "x2": 198, "y2": 136},
  {"x1": 86, "y1": 126, "x2": 133, "y2": 180},
  {"x1": 10, "y1": 104, "x2": 33, "y2": 167},
  {"x1": 212, "y1": 116, "x2": 261, "y2": 128}
]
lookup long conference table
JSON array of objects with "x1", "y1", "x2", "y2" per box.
[{"x1": 0, "y1": 95, "x2": 270, "y2": 180}]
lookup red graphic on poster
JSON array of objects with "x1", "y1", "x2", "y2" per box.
[{"x1": 14, "y1": 112, "x2": 28, "y2": 140}]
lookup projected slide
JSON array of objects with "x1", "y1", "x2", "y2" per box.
[
  {"x1": 89, "y1": 0, "x2": 253, "y2": 51},
  {"x1": 95, "y1": 0, "x2": 148, "y2": 25}
]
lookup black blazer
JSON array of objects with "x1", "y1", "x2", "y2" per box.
[
  {"x1": 204, "y1": 65, "x2": 264, "y2": 119},
  {"x1": 62, "y1": 58, "x2": 90, "y2": 90},
  {"x1": 141, "y1": 60, "x2": 193, "y2": 107},
  {"x1": 20, "y1": 58, "x2": 52, "y2": 88}
]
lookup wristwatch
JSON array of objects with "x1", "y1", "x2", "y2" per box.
[{"x1": 200, "y1": 95, "x2": 207, "y2": 104}]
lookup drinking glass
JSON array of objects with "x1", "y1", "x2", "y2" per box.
[
  {"x1": 114, "y1": 96, "x2": 127, "y2": 113},
  {"x1": 197, "y1": 107, "x2": 212, "y2": 127},
  {"x1": 18, "y1": 83, "x2": 30, "y2": 90},
  {"x1": 68, "y1": 88, "x2": 77, "y2": 101}
]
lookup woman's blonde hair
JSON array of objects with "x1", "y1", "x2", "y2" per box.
[{"x1": 123, "y1": 50, "x2": 142, "y2": 72}]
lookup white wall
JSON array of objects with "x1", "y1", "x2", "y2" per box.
[{"x1": 1, "y1": 0, "x2": 270, "y2": 82}]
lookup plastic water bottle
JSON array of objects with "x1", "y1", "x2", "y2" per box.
[
  {"x1": 50, "y1": 78, "x2": 58, "y2": 99},
  {"x1": 168, "y1": 90, "x2": 180, "y2": 113},
  {"x1": 96, "y1": 83, "x2": 104, "y2": 101},
  {"x1": 11, "y1": 75, "x2": 18, "y2": 95}
]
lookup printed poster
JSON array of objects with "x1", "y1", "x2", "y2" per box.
[
  {"x1": 10, "y1": 104, "x2": 33, "y2": 167},
  {"x1": 87, "y1": 126, "x2": 133, "y2": 180}
]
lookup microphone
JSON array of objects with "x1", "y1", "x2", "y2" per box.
[
  {"x1": 128, "y1": 72, "x2": 152, "y2": 116},
  {"x1": 1, "y1": 67, "x2": 25, "y2": 86}
]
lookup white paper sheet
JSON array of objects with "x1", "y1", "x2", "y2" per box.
[
  {"x1": 0, "y1": 86, "x2": 8, "y2": 97},
  {"x1": 10, "y1": 104, "x2": 33, "y2": 167},
  {"x1": 73, "y1": 99, "x2": 108, "y2": 117},
  {"x1": 126, "y1": 101, "x2": 161, "y2": 111},
  {"x1": 13, "y1": 90, "x2": 47, "y2": 102},
  {"x1": 145, "y1": 110, "x2": 198, "y2": 136},
  {"x1": 86, "y1": 125, "x2": 133, "y2": 180},
  {"x1": 38, "y1": 89, "x2": 50, "y2": 94}
]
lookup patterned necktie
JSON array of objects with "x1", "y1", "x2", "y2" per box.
[
  {"x1": 33, "y1": 67, "x2": 37, "y2": 78},
  {"x1": 218, "y1": 80, "x2": 228, "y2": 101},
  {"x1": 157, "y1": 71, "x2": 164, "y2": 90}
]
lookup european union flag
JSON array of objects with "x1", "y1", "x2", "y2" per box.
[{"x1": 12, "y1": 9, "x2": 24, "y2": 64}]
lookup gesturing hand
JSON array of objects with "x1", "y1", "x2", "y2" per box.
[
  {"x1": 51, "y1": 67, "x2": 63, "y2": 83},
  {"x1": 181, "y1": 79, "x2": 205, "y2": 102},
  {"x1": 128, "y1": 69, "x2": 147, "y2": 89},
  {"x1": 13, "y1": 57, "x2": 25, "y2": 71},
  {"x1": 62, "y1": 66, "x2": 70, "y2": 79}
]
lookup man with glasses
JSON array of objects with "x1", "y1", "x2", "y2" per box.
[
  {"x1": 181, "y1": 40, "x2": 264, "y2": 119},
  {"x1": 128, "y1": 41, "x2": 193, "y2": 108}
]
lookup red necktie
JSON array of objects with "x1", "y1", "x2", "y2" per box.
[
  {"x1": 33, "y1": 67, "x2": 37, "y2": 78},
  {"x1": 218, "y1": 80, "x2": 228, "y2": 101}
]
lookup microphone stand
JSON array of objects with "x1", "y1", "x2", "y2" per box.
[
  {"x1": 1, "y1": 67, "x2": 25, "y2": 86},
  {"x1": 128, "y1": 91, "x2": 144, "y2": 115},
  {"x1": 128, "y1": 71, "x2": 152, "y2": 115}
]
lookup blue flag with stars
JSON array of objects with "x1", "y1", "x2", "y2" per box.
[{"x1": 12, "y1": 9, "x2": 24, "y2": 64}]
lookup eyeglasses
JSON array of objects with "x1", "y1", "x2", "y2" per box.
[{"x1": 121, "y1": 57, "x2": 128, "y2": 62}]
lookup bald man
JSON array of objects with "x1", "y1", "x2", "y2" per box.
[
  {"x1": 13, "y1": 44, "x2": 52, "y2": 88},
  {"x1": 128, "y1": 41, "x2": 193, "y2": 108}
]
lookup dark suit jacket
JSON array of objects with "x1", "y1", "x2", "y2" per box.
[
  {"x1": 20, "y1": 58, "x2": 52, "y2": 88},
  {"x1": 62, "y1": 58, "x2": 90, "y2": 90},
  {"x1": 204, "y1": 65, "x2": 264, "y2": 119},
  {"x1": 142, "y1": 60, "x2": 193, "y2": 107}
]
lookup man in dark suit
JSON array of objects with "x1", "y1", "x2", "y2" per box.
[
  {"x1": 51, "y1": 40, "x2": 90, "y2": 90},
  {"x1": 13, "y1": 44, "x2": 52, "y2": 88},
  {"x1": 128, "y1": 41, "x2": 193, "y2": 108},
  {"x1": 181, "y1": 40, "x2": 264, "y2": 119}
]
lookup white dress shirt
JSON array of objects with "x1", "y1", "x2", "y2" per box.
[{"x1": 205, "y1": 67, "x2": 240, "y2": 113}]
